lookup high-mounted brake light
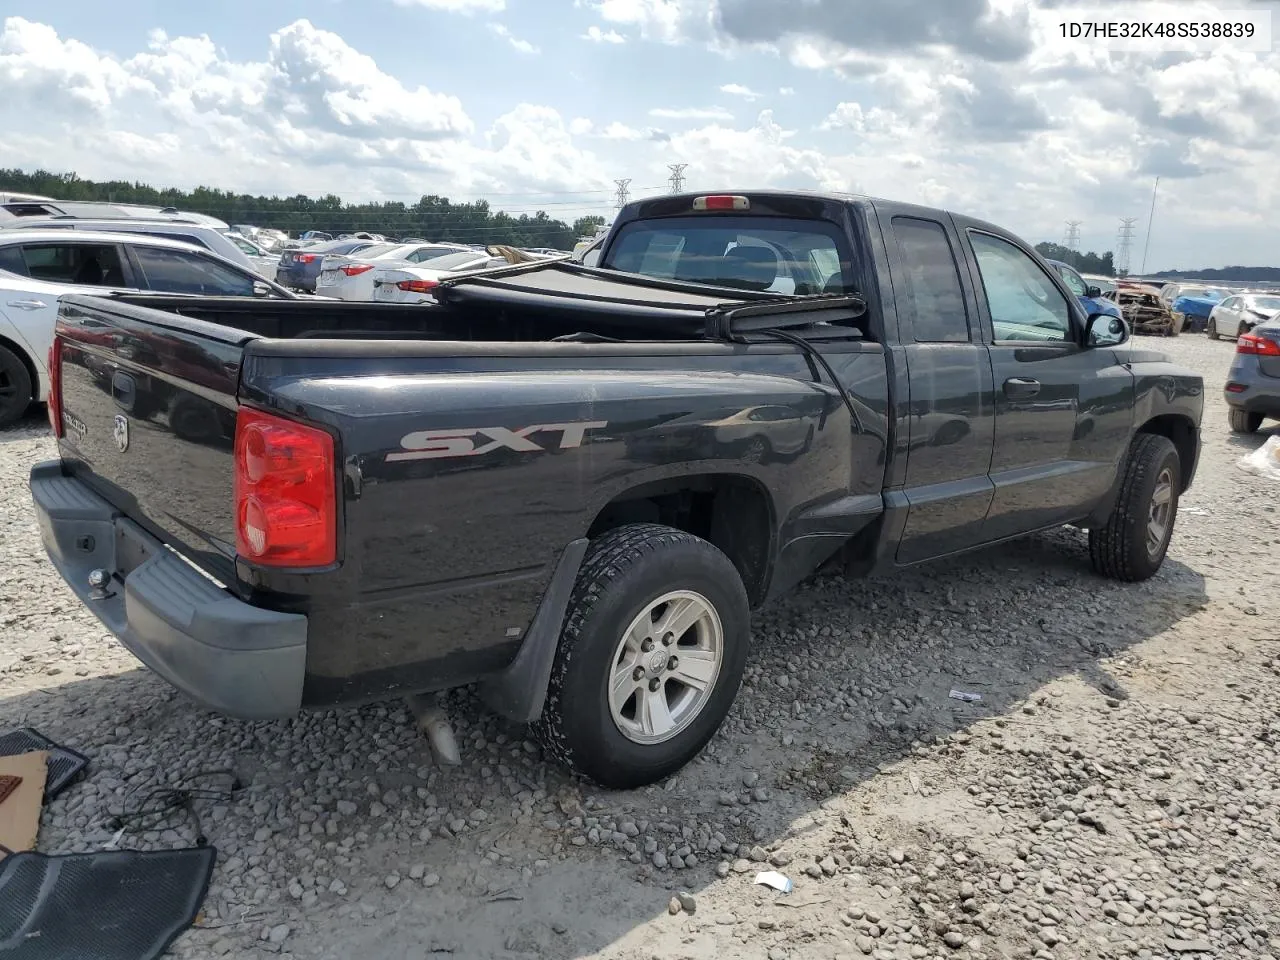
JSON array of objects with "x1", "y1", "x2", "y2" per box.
[
  {"x1": 692, "y1": 195, "x2": 750, "y2": 211},
  {"x1": 47, "y1": 338, "x2": 64, "y2": 438},
  {"x1": 234, "y1": 408, "x2": 336, "y2": 568},
  {"x1": 1237, "y1": 332, "x2": 1280, "y2": 356},
  {"x1": 341, "y1": 264, "x2": 374, "y2": 277},
  {"x1": 396, "y1": 279, "x2": 439, "y2": 294}
]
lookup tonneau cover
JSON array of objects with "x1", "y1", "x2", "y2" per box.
[{"x1": 433, "y1": 260, "x2": 865, "y2": 338}]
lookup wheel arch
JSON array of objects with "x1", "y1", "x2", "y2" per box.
[
  {"x1": 586, "y1": 472, "x2": 776, "y2": 607},
  {"x1": 1137, "y1": 413, "x2": 1198, "y2": 492}
]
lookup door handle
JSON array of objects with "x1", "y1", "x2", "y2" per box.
[
  {"x1": 6, "y1": 299, "x2": 48, "y2": 310},
  {"x1": 1003, "y1": 377, "x2": 1041, "y2": 399}
]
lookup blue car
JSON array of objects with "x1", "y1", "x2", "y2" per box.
[
  {"x1": 277, "y1": 239, "x2": 383, "y2": 292},
  {"x1": 1046, "y1": 259, "x2": 1122, "y2": 319}
]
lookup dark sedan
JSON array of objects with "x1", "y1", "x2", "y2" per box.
[{"x1": 277, "y1": 239, "x2": 384, "y2": 292}]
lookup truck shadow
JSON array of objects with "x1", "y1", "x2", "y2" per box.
[{"x1": 1, "y1": 527, "x2": 1207, "y2": 960}]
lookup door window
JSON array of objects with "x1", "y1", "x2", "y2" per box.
[
  {"x1": 18, "y1": 243, "x2": 127, "y2": 286},
  {"x1": 970, "y1": 233, "x2": 1073, "y2": 342},
  {"x1": 892, "y1": 217, "x2": 970, "y2": 342},
  {"x1": 130, "y1": 246, "x2": 256, "y2": 296}
]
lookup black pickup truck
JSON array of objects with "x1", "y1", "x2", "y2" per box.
[{"x1": 31, "y1": 191, "x2": 1202, "y2": 788}]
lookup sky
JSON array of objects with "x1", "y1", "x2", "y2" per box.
[{"x1": 0, "y1": 0, "x2": 1277, "y2": 270}]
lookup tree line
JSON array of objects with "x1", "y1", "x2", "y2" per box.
[
  {"x1": 0, "y1": 169, "x2": 612, "y2": 250},
  {"x1": 1033, "y1": 242, "x2": 1116, "y2": 277}
]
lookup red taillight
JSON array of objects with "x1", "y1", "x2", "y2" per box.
[
  {"x1": 1237, "y1": 333, "x2": 1280, "y2": 356},
  {"x1": 47, "y1": 338, "x2": 64, "y2": 437},
  {"x1": 692, "y1": 195, "x2": 749, "y2": 211},
  {"x1": 396, "y1": 279, "x2": 439, "y2": 294},
  {"x1": 298, "y1": 253, "x2": 317, "y2": 264},
  {"x1": 234, "y1": 407, "x2": 336, "y2": 568},
  {"x1": 1225, "y1": 383, "x2": 1247, "y2": 393},
  {"x1": 341, "y1": 264, "x2": 373, "y2": 277}
]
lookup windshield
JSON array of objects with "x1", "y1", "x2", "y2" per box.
[
  {"x1": 602, "y1": 216, "x2": 855, "y2": 295},
  {"x1": 1250, "y1": 296, "x2": 1280, "y2": 310}
]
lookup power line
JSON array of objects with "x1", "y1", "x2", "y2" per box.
[
  {"x1": 613, "y1": 178, "x2": 632, "y2": 211},
  {"x1": 1063, "y1": 220, "x2": 1082, "y2": 252},
  {"x1": 1116, "y1": 217, "x2": 1139, "y2": 275},
  {"x1": 667, "y1": 163, "x2": 688, "y2": 194}
]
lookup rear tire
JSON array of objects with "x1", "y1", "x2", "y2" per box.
[
  {"x1": 0, "y1": 345, "x2": 33, "y2": 427},
  {"x1": 1229, "y1": 408, "x2": 1263, "y2": 434},
  {"x1": 1088, "y1": 433, "x2": 1180, "y2": 582},
  {"x1": 534, "y1": 523, "x2": 750, "y2": 789}
]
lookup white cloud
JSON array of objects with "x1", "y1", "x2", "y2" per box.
[
  {"x1": 582, "y1": 25, "x2": 626, "y2": 43},
  {"x1": 779, "y1": 86, "x2": 795, "y2": 95},
  {"x1": 569, "y1": 117, "x2": 595, "y2": 135},
  {"x1": 719, "y1": 82, "x2": 762, "y2": 99},
  {"x1": 649, "y1": 106, "x2": 734, "y2": 120},
  {"x1": 390, "y1": 0, "x2": 505, "y2": 11},
  {"x1": 488, "y1": 23, "x2": 539, "y2": 54},
  {"x1": 597, "y1": 121, "x2": 671, "y2": 142}
]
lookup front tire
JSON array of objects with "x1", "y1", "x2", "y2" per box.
[
  {"x1": 534, "y1": 523, "x2": 750, "y2": 789},
  {"x1": 0, "y1": 345, "x2": 33, "y2": 427},
  {"x1": 1207, "y1": 318, "x2": 1220, "y2": 340},
  {"x1": 1229, "y1": 408, "x2": 1263, "y2": 434},
  {"x1": 1088, "y1": 434, "x2": 1180, "y2": 582}
]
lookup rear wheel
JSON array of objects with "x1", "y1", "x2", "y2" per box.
[
  {"x1": 1089, "y1": 433, "x2": 1181, "y2": 582},
  {"x1": 0, "y1": 345, "x2": 33, "y2": 427},
  {"x1": 1229, "y1": 408, "x2": 1263, "y2": 434},
  {"x1": 534, "y1": 523, "x2": 750, "y2": 788}
]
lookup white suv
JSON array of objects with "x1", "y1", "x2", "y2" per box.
[
  {"x1": 0, "y1": 229, "x2": 292, "y2": 426},
  {"x1": 2, "y1": 216, "x2": 257, "y2": 271}
]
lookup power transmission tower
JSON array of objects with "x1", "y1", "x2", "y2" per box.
[
  {"x1": 1063, "y1": 220, "x2": 1082, "y2": 252},
  {"x1": 613, "y1": 179, "x2": 632, "y2": 210},
  {"x1": 1116, "y1": 217, "x2": 1139, "y2": 275},
  {"x1": 667, "y1": 163, "x2": 688, "y2": 194}
]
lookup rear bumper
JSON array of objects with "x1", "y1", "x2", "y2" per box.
[{"x1": 29, "y1": 461, "x2": 307, "y2": 720}]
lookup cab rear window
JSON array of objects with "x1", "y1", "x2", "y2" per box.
[{"x1": 603, "y1": 216, "x2": 855, "y2": 296}]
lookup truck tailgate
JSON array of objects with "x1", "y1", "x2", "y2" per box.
[{"x1": 53, "y1": 296, "x2": 253, "y2": 582}]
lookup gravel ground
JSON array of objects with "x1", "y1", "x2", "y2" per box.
[{"x1": 2, "y1": 334, "x2": 1278, "y2": 960}]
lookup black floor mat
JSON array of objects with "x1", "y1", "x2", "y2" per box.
[
  {"x1": 0, "y1": 729, "x2": 89, "y2": 802},
  {"x1": 0, "y1": 847, "x2": 216, "y2": 959}
]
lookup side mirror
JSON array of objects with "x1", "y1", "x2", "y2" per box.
[
  {"x1": 253, "y1": 280, "x2": 271, "y2": 298},
  {"x1": 1086, "y1": 312, "x2": 1129, "y2": 347},
  {"x1": 1085, "y1": 285, "x2": 1103, "y2": 299}
]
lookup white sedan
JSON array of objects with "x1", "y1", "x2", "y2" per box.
[
  {"x1": 1207, "y1": 293, "x2": 1280, "y2": 340},
  {"x1": 371, "y1": 251, "x2": 513, "y2": 303},
  {"x1": 315, "y1": 243, "x2": 473, "y2": 301}
]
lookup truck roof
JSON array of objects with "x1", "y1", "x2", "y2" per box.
[{"x1": 619, "y1": 189, "x2": 1011, "y2": 240}]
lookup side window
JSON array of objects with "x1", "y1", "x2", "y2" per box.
[
  {"x1": 1222, "y1": 297, "x2": 1238, "y2": 310},
  {"x1": 969, "y1": 232, "x2": 1073, "y2": 343},
  {"x1": 0, "y1": 246, "x2": 28, "y2": 277},
  {"x1": 1058, "y1": 266, "x2": 1087, "y2": 297},
  {"x1": 892, "y1": 217, "x2": 969, "y2": 343},
  {"x1": 130, "y1": 246, "x2": 255, "y2": 296},
  {"x1": 18, "y1": 243, "x2": 127, "y2": 286}
]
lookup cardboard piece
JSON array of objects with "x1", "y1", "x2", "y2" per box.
[{"x1": 0, "y1": 750, "x2": 47, "y2": 859}]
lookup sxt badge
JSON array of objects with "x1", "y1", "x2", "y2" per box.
[{"x1": 388, "y1": 420, "x2": 608, "y2": 462}]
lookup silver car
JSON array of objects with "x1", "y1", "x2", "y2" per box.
[{"x1": 1225, "y1": 321, "x2": 1280, "y2": 433}]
